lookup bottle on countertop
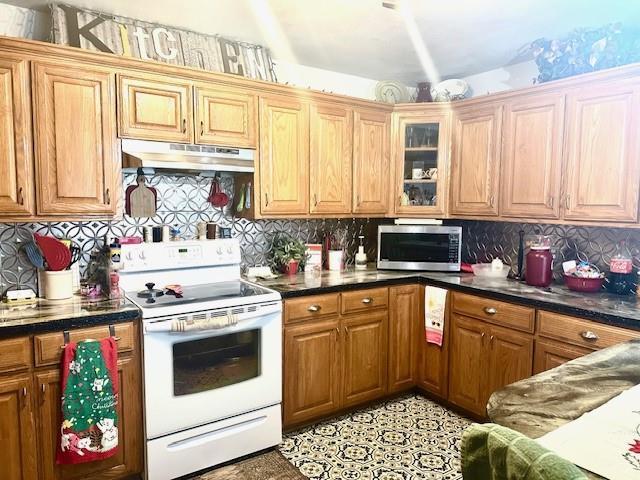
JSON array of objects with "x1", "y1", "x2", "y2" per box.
[
  {"x1": 355, "y1": 235, "x2": 367, "y2": 270},
  {"x1": 607, "y1": 241, "x2": 636, "y2": 295}
]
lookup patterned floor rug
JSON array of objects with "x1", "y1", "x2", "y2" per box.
[{"x1": 279, "y1": 394, "x2": 471, "y2": 480}]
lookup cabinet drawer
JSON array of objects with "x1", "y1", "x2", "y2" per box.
[
  {"x1": 34, "y1": 322, "x2": 135, "y2": 367},
  {"x1": 452, "y1": 292, "x2": 535, "y2": 333},
  {"x1": 0, "y1": 336, "x2": 32, "y2": 373},
  {"x1": 284, "y1": 293, "x2": 339, "y2": 324},
  {"x1": 341, "y1": 287, "x2": 388, "y2": 315},
  {"x1": 537, "y1": 311, "x2": 640, "y2": 350}
]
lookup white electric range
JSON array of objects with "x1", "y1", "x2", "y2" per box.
[{"x1": 119, "y1": 239, "x2": 282, "y2": 480}]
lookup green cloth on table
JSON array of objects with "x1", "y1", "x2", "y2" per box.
[{"x1": 461, "y1": 423, "x2": 588, "y2": 480}]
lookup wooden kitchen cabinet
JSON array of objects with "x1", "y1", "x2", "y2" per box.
[
  {"x1": 0, "y1": 56, "x2": 34, "y2": 217},
  {"x1": 35, "y1": 355, "x2": 143, "y2": 480},
  {"x1": 309, "y1": 102, "x2": 353, "y2": 215},
  {"x1": 485, "y1": 323, "x2": 534, "y2": 395},
  {"x1": 194, "y1": 84, "x2": 257, "y2": 147},
  {"x1": 562, "y1": 81, "x2": 640, "y2": 222},
  {"x1": 32, "y1": 61, "x2": 118, "y2": 216},
  {"x1": 500, "y1": 93, "x2": 565, "y2": 219},
  {"x1": 342, "y1": 310, "x2": 388, "y2": 407},
  {"x1": 392, "y1": 113, "x2": 450, "y2": 217},
  {"x1": 0, "y1": 374, "x2": 37, "y2": 480},
  {"x1": 352, "y1": 108, "x2": 390, "y2": 215},
  {"x1": 118, "y1": 73, "x2": 193, "y2": 143},
  {"x1": 450, "y1": 103, "x2": 502, "y2": 216},
  {"x1": 258, "y1": 95, "x2": 309, "y2": 215},
  {"x1": 388, "y1": 285, "x2": 420, "y2": 393},
  {"x1": 533, "y1": 338, "x2": 592, "y2": 374},
  {"x1": 283, "y1": 318, "x2": 341, "y2": 426}
]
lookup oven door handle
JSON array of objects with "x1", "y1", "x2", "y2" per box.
[{"x1": 144, "y1": 302, "x2": 282, "y2": 334}]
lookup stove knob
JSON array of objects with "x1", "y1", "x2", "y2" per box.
[
  {"x1": 216, "y1": 247, "x2": 223, "y2": 255},
  {"x1": 138, "y1": 251, "x2": 146, "y2": 260},
  {"x1": 125, "y1": 251, "x2": 134, "y2": 261},
  {"x1": 227, "y1": 246, "x2": 233, "y2": 254}
]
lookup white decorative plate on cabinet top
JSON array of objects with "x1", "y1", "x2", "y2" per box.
[
  {"x1": 430, "y1": 79, "x2": 470, "y2": 102},
  {"x1": 375, "y1": 81, "x2": 410, "y2": 104}
]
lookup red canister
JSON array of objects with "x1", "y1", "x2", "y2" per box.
[{"x1": 526, "y1": 246, "x2": 553, "y2": 286}]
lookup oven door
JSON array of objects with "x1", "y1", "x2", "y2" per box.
[{"x1": 142, "y1": 301, "x2": 282, "y2": 439}]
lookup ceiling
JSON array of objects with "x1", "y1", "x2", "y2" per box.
[{"x1": 6, "y1": 0, "x2": 640, "y2": 84}]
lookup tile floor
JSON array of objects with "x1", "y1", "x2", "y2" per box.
[{"x1": 279, "y1": 394, "x2": 471, "y2": 480}]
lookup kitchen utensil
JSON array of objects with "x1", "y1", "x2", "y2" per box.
[
  {"x1": 236, "y1": 183, "x2": 245, "y2": 213},
  {"x1": 24, "y1": 241, "x2": 45, "y2": 269},
  {"x1": 245, "y1": 182, "x2": 251, "y2": 210},
  {"x1": 208, "y1": 175, "x2": 229, "y2": 208},
  {"x1": 68, "y1": 245, "x2": 81, "y2": 268},
  {"x1": 34, "y1": 233, "x2": 72, "y2": 271},
  {"x1": 126, "y1": 169, "x2": 157, "y2": 218},
  {"x1": 564, "y1": 274, "x2": 604, "y2": 292},
  {"x1": 471, "y1": 263, "x2": 510, "y2": 278}
]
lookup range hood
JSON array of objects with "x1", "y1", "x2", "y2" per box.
[{"x1": 121, "y1": 139, "x2": 255, "y2": 173}]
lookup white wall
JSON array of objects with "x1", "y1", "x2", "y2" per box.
[
  {"x1": 0, "y1": 3, "x2": 49, "y2": 40},
  {"x1": 462, "y1": 60, "x2": 539, "y2": 97}
]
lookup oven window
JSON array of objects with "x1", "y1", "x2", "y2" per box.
[
  {"x1": 172, "y1": 330, "x2": 261, "y2": 396},
  {"x1": 380, "y1": 233, "x2": 453, "y2": 263}
]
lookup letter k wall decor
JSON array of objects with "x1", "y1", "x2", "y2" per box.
[{"x1": 50, "y1": 3, "x2": 276, "y2": 81}]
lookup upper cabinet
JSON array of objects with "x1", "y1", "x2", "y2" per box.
[
  {"x1": 195, "y1": 84, "x2": 257, "y2": 147},
  {"x1": 562, "y1": 81, "x2": 640, "y2": 222},
  {"x1": 0, "y1": 57, "x2": 33, "y2": 216},
  {"x1": 392, "y1": 112, "x2": 450, "y2": 217},
  {"x1": 353, "y1": 108, "x2": 390, "y2": 215},
  {"x1": 309, "y1": 102, "x2": 353, "y2": 215},
  {"x1": 450, "y1": 103, "x2": 502, "y2": 216},
  {"x1": 118, "y1": 73, "x2": 193, "y2": 143},
  {"x1": 500, "y1": 93, "x2": 565, "y2": 219},
  {"x1": 258, "y1": 95, "x2": 309, "y2": 215},
  {"x1": 32, "y1": 61, "x2": 118, "y2": 216}
]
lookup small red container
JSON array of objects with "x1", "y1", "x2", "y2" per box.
[{"x1": 564, "y1": 274, "x2": 604, "y2": 293}]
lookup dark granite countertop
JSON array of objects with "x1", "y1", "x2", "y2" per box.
[
  {"x1": 253, "y1": 265, "x2": 640, "y2": 331},
  {"x1": 487, "y1": 340, "x2": 640, "y2": 479},
  {"x1": 0, "y1": 294, "x2": 140, "y2": 338}
]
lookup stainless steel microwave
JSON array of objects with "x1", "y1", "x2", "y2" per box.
[{"x1": 377, "y1": 225, "x2": 462, "y2": 271}]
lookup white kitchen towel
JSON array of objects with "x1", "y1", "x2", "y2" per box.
[
  {"x1": 537, "y1": 383, "x2": 640, "y2": 479},
  {"x1": 424, "y1": 286, "x2": 448, "y2": 346}
]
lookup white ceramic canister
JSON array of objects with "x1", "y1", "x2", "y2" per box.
[{"x1": 42, "y1": 270, "x2": 74, "y2": 300}]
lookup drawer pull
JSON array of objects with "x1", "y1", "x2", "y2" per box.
[
  {"x1": 182, "y1": 118, "x2": 187, "y2": 133},
  {"x1": 580, "y1": 330, "x2": 599, "y2": 341},
  {"x1": 484, "y1": 307, "x2": 497, "y2": 315},
  {"x1": 361, "y1": 297, "x2": 373, "y2": 304},
  {"x1": 307, "y1": 304, "x2": 321, "y2": 313}
]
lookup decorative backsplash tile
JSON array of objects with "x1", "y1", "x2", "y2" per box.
[
  {"x1": 452, "y1": 219, "x2": 640, "y2": 280},
  {"x1": 0, "y1": 173, "x2": 380, "y2": 293}
]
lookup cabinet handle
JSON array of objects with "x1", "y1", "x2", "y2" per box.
[
  {"x1": 361, "y1": 297, "x2": 373, "y2": 304},
  {"x1": 264, "y1": 192, "x2": 269, "y2": 207},
  {"x1": 565, "y1": 194, "x2": 571, "y2": 210},
  {"x1": 313, "y1": 193, "x2": 318, "y2": 207},
  {"x1": 356, "y1": 195, "x2": 361, "y2": 206},
  {"x1": 548, "y1": 196, "x2": 554, "y2": 208},
  {"x1": 481, "y1": 331, "x2": 486, "y2": 343},
  {"x1": 490, "y1": 334, "x2": 495, "y2": 346},
  {"x1": 335, "y1": 327, "x2": 339, "y2": 338},
  {"x1": 484, "y1": 307, "x2": 497, "y2": 315},
  {"x1": 307, "y1": 304, "x2": 321, "y2": 312},
  {"x1": 18, "y1": 186, "x2": 24, "y2": 205},
  {"x1": 182, "y1": 118, "x2": 187, "y2": 133},
  {"x1": 200, "y1": 120, "x2": 204, "y2": 136},
  {"x1": 580, "y1": 330, "x2": 599, "y2": 341},
  {"x1": 344, "y1": 326, "x2": 348, "y2": 336},
  {"x1": 489, "y1": 195, "x2": 495, "y2": 208},
  {"x1": 398, "y1": 195, "x2": 402, "y2": 206},
  {"x1": 104, "y1": 188, "x2": 111, "y2": 205},
  {"x1": 40, "y1": 383, "x2": 46, "y2": 404}
]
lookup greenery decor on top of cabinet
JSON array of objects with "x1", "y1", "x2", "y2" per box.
[{"x1": 393, "y1": 112, "x2": 450, "y2": 217}]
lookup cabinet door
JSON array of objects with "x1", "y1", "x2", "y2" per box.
[
  {"x1": 388, "y1": 285, "x2": 419, "y2": 393},
  {"x1": 393, "y1": 114, "x2": 450, "y2": 217},
  {"x1": 342, "y1": 310, "x2": 388, "y2": 407},
  {"x1": 35, "y1": 356, "x2": 143, "y2": 480},
  {"x1": 309, "y1": 102, "x2": 352, "y2": 215},
  {"x1": 0, "y1": 375, "x2": 37, "y2": 480},
  {"x1": 32, "y1": 62, "x2": 117, "y2": 216},
  {"x1": 533, "y1": 338, "x2": 591, "y2": 374},
  {"x1": 259, "y1": 96, "x2": 309, "y2": 215},
  {"x1": 118, "y1": 73, "x2": 193, "y2": 143},
  {"x1": 486, "y1": 324, "x2": 533, "y2": 400},
  {"x1": 0, "y1": 57, "x2": 33, "y2": 216},
  {"x1": 195, "y1": 85, "x2": 257, "y2": 147},
  {"x1": 450, "y1": 103, "x2": 502, "y2": 216},
  {"x1": 353, "y1": 108, "x2": 390, "y2": 215},
  {"x1": 501, "y1": 93, "x2": 565, "y2": 219},
  {"x1": 417, "y1": 285, "x2": 450, "y2": 398},
  {"x1": 563, "y1": 82, "x2": 640, "y2": 222},
  {"x1": 448, "y1": 314, "x2": 487, "y2": 416},
  {"x1": 283, "y1": 318, "x2": 341, "y2": 427}
]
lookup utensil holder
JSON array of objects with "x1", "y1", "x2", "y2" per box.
[{"x1": 42, "y1": 270, "x2": 73, "y2": 300}]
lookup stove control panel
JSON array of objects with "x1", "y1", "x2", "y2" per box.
[{"x1": 120, "y1": 239, "x2": 241, "y2": 271}]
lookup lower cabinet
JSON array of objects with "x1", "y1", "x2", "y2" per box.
[
  {"x1": 533, "y1": 338, "x2": 591, "y2": 374},
  {"x1": 388, "y1": 285, "x2": 420, "y2": 394},
  {"x1": 448, "y1": 313, "x2": 533, "y2": 417}
]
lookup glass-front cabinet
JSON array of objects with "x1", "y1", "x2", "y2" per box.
[{"x1": 393, "y1": 112, "x2": 450, "y2": 216}]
